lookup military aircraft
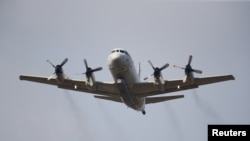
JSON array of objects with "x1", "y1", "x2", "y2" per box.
[{"x1": 19, "y1": 48, "x2": 235, "y2": 115}]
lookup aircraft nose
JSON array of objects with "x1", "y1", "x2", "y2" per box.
[
  {"x1": 109, "y1": 53, "x2": 121, "y2": 67},
  {"x1": 108, "y1": 53, "x2": 127, "y2": 71}
]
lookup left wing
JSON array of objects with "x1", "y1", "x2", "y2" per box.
[
  {"x1": 133, "y1": 75, "x2": 235, "y2": 97},
  {"x1": 19, "y1": 75, "x2": 119, "y2": 97}
]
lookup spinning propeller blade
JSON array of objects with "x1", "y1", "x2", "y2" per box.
[
  {"x1": 188, "y1": 55, "x2": 192, "y2": 66},
  {"x1": 84, "y1": 59, "x2": 88, "y2": 69},
  {"x1": 148, "y1": 60, "x2": 155, "y2": 69},
  {"x1": 173, "y1": 65, "x2": 185, "y2": 70},
  {"x1": 145, "y1": 60, "x2": 169, "y2": 80},
  {"x1": 60, "y1": 58, "x2": 68, "y2": 67},
  {"x1": 47, "y1": 60, "x2": 56, "y2": 68},
  {"x1": 82, "y1": 59, "x2": 102, "y2": 77},
  {"x1": 46, "y1": 58, "x2": 68, "y2": 78},
  {"x1": 160, "y1": 63, "x2": 169, "y2": 71},
  {"x1": 173, "y1": 55, "x2": 202, "y2": 74},
  {"x1": 192, "y1": 69, "x2": 202, "y2": 74}
]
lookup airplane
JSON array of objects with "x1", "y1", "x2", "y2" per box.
[{"x1": 19, "y1": 48, "x2": 235, "y2": 115}]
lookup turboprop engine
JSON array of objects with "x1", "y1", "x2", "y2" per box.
[
  {"x1": 81, "y1": 59, "x2": 102, "y2": 87},
  {"x1": 144, "y1": 60, "x2": 169, "y2": 91},
  {"x1": 173, "y1": 55, "x2": 202, "y2": 84},
  {"x1": 47, "y1": 58, "x2": 68, "y2": 83}
]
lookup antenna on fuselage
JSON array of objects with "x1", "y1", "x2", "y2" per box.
[{"x1": 138, "y1": 62, "x2": 141, "y2": 81}]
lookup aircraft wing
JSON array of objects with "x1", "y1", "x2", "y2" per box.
[
  {"x1": 19, "y1": 75, "x2": 119, "y2": 97},
  {"x1": 19, "y1": 74, "x2": 235, "y2": 100},
  {"x1": 133, "y1": 75, "x2": 235, "y2": 97}
]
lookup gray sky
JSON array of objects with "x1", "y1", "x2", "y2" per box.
[{"x1": 1, "y1": 0, "x2": 249, "y2": 141}]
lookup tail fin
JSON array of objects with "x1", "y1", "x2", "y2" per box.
[{"x1": 138, "y1": 62, "x2": 141, "y2": 80}]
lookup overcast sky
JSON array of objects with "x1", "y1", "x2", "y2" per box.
[{"x1": 1, "y1": 0, "x2": 249, "y2": 141}]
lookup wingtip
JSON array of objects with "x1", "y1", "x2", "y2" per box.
[
  {"x1": 226, "y1": 75, "x2": 235, "y2": 80},
  {"x1": 19, "y1": 75, "x2": 23, "y2": 80},
  {"x1": 231, "y1": 75, "x2": 235, "y2": 80}
]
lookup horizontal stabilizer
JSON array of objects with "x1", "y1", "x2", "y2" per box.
[
  {"x1": 94, "y1": 95, "x2": 122, "y2": 103},
  {"x1": 146, "y1": 95, "x2": 184, "y2": 104}
]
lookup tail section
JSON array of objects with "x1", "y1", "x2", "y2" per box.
[{"x1": 146, "y1": 95, "x2": 184, "y2": 104}]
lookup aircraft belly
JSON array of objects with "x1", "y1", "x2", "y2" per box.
[
  {"x1": 108, "y1": 51, "x2": 143, "y2": 111},
  {"x1": 117, "y1": 79, "x2": 144, "y2": 110}
]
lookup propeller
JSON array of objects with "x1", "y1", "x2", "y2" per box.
[
  {"x1": 47, "y1": 58, "x2": 68, "y2": 74},
  {"x1": 82, "y1": 59, "x2": 103, "y2": 78},
  {"x1": 173, "y1": 55, "x2": 202, "y2": 74},
  {"x1": 144, "y1": 60, "x2": 169, "y2": 80},
  {"x1": 46, "y1": 58, "x2": 68, "y2": 80}
]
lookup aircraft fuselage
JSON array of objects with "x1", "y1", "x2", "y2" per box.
[{"x1": 108, "y1": 48, "x2": 146, "y2": 113}]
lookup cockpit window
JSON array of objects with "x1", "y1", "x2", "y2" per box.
[
  {"x1": 124, "y1": 51, "x2": 130, "y2": 56},
  {"x1": 111, "y1": 49, "x2": 130, "y2": 57}
]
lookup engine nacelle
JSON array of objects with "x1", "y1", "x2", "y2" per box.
[
  {"x1": 183, "y1": 72, "x2": 194, "y2": 84},
  {"x1": 85, "y1": 75, "x2": 97, "y2": 91},
  {"x1": 82, "y1": 59, "x2": 102, "y2": 91},
  {"x1": 153, "y1": 74, "x2": 165, "y2": 92},
  {"x1": 54, "y1": 73, "x2": 68, "y2": 84}
]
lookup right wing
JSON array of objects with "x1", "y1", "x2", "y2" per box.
[{"x1": 133, "y1": 75, "x2": 235, "y2": 97}]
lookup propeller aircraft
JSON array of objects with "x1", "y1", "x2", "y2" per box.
[{"x1": 19, "y1": 48, "x2": 235, "y2": 115}]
